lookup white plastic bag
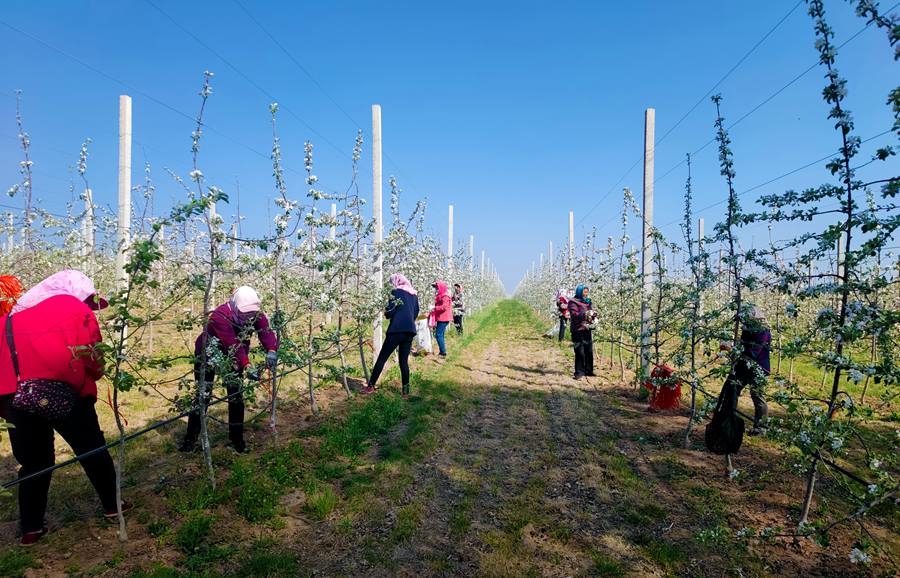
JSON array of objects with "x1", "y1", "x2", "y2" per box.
[{"x1": 415, "y1": 319, "x2": 433, "y2": 354}]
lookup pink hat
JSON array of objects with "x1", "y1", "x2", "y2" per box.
[
  {"x1": 12, "y1": 269, "x2": 108, "y2": 313},
  {"x1": 231, "y1": 286, "x2": 261, "y2": 313}
]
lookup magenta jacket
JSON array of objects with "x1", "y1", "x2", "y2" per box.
[
  {"x1": 194, "y1": 302, "x2": 278, "y2": 370},
  {"x1": 432, "y1": 281, "x2": 453, "y2": 323}
]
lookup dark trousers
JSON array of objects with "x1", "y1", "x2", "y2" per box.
[
  {"x1": 184, "y1": 363, "x2": 244, "y2": 448},
  {"x1": 572, "y1": 330, "x2": 594, "y2": 377},
  {"x1": 558, "y1": 317, "x2": 566, "y2": 341},
  {"x1": 734, "y1": 360, "x2": 769, "y2": 429},
  {"x1": 369, "y1": 332, "x2": 414, "y2": 394},
  {"x1": 453, "y1": 315, "x2": 464, "y2": 335},
  {"x1": 3, "y1": 396, "x2": 118, "y2": 533}
]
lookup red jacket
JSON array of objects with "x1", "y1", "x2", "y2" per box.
[
  {"x1": 194, "y1": 302, "x2": 278, "y2": 370},
  {"x1": 432, "y1": 282, "x2": 453, "y2": 323},
  {"x1": 0, "y1": 295, "x2": 104, "y2": 399}
]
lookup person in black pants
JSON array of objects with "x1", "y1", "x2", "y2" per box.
[
  {"x1": 0, "y1": 270, "x2": 128, "y2": 545},
  {"x1": 556, "y1": 289, "x2": 569, "y2": 342},
  {"x1": 568, "y1": 284, "x2": 595, "y2": 379},
  {"x1": 4, "y1": 397, "x2": 119, "y2": 539},
  {"x1": 362, "y1": 273, "x2": 420, "y2": 396},
  {"x1": 452, "y1": 283, "x2": 465, "y2": 335}
]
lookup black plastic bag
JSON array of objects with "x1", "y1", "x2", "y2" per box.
[{"x1": 705, "y1": 376, "x2": 745, "y2": 455}]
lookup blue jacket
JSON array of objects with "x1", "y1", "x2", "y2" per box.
[{"x1": 385, "y1": 289, "x2": 419, "y2": 334}]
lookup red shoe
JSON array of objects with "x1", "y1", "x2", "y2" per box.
[
  {"x1": 104, "y1": 501, "x2": 134, "y2": 518},
  {"x1": 360, "y1": 385, "x2": 377, "y2": 395},
  {"x1": 20, "y1": 527, "x2": 48, "y2": 546}
]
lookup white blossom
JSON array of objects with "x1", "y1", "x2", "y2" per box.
[{"x1": 849, "y1": 548, "x2": 871, "y2": 564}]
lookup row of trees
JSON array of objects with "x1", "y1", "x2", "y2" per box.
[
  {"x1": 516, "y1": 0, "x2": 898, "y2": 566},
  {"x1": 1, "y1": 74, "x2": 505, "y2": 539}
]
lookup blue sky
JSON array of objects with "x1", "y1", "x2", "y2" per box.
[{"x1": 1, "y1": 1, "x2": 897, "y2": 290}]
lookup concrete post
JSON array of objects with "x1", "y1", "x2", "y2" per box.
[
  {"x1": 82, "y1": 188, "x2": 94, "y2": 260},
  {"x1": 468, "y1": 234, "x2": 474, "y2": 271},
  {"x1": 448, "y1": 204, "x2": 454, "y2": 271},
  {"x1": 372, "y1": 104, "x2": 384, "y2": 358},
  {"x1": 698, "y1": 218, "x2": 704, "y2": 316},
  {"x1": 6, "y1": 214, "x2": 13, "y2": 253},
  {"x1": 330, "y1": 203, "x2": 337, "y2": 242},
  {"x1": 568, "y1": 211, "x2": 575, "y2": 271},
  {"x1": 640, "y1": 107, "x2": 655, "y2": 377},
  {"x1": 548, "y1": 240, "x2": 553, "y2": 273},
  {"x1": 231, "y1": 223, "x2": 239, "y2": 260},
  {"x1": 540, "y1": 253, "x2": 544, "y2": 271},
  {"x1": 363, "y1": 104, "x2": 384, "y2": 357},
  {"x1": 481, "y1": 250, "x2": 485, "y2": 278},
  {"x1": 116, "y1": 95, "x2": 132, "y2": 290},
  {"x1": 836, "y1": 236, "x2": 844, "y2": 279}
]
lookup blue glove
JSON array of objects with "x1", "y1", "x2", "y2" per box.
[{"x1": 266, "y1": 350, "x2": 277, "y2": 369}]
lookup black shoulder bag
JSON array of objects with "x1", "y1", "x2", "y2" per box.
[{"x1": 6, "y1": 314, "x2": 77, "y2": 420}]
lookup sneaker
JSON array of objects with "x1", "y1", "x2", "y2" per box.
[
  {"x1": 103, "y1": 501, "x2": 134, "y2": 518},
  {"x1": 360, "y1": 385, "x2": 377, "y2": 395},
  {"x1": 20, "y1": 527, "x2": 48, "y2": 546},
  {"x1": 748, "y1": 427, "x2": 768, "y2": 437},
  {"x1": 573, "y1": 374, "x2": 583, "y2": 380}
]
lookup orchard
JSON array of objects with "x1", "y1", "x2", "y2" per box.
[{"x1": 0, "y1": 1, "x2": 897, "y2": 577}]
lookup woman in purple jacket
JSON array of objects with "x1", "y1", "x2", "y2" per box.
[
  {"x1": 735, "y1": 306, "x2": 771, "y2": 435},
  {"x1": 180, "y1": 286, "x2": 278, "y2": 453}
]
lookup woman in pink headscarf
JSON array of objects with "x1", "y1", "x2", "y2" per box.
[
  {"x1": 0, "y1": 270, "x2": 128, "y2": 545},
  {"x1": 361, "y1": 273, "x2": 419, "y2": 397},
  {"x1": 431, "y1": 281, "x2": 453, "y2": 357}
]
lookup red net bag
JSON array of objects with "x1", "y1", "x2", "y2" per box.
[
  {"x1": 0, "y1": 275, "x2": 23, "y2": 316},
  {"x1": 643, "y1": 364, "x2": 681, "y2": 411}
]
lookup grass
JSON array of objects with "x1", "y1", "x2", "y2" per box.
[
  {"x1": 633, "y1": 532, "x2": 687, "y2": 574},
  {"x1": 0, "y1": 549, "x2": 39, "y2": 578},
  {"x1": 304, "y1": 483, "x2": 340, "y2": 520},
  {"x1": 175, "y1": 512, "x2": 214, "y2": 554},
  {"x1": 228, "y1": 459, "x2": 280, "y2": 523},
  {"x1": 591, "y1": 550, "x2": 627, "y2": 577}
]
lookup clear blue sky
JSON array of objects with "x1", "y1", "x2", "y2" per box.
[{"x1": 2, "y1": 1, "x2": 897, "y2": 290}]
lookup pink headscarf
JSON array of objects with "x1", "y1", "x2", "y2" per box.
[
  {"x1": 390, "y1": 273, "x2": 417, "y2": 295},
  {"x1": 231, "y1": 286, "x2": 261, "y2": 313},
  {"x1": 12, "y1": 269, "x2": 107, "y2": 313}
]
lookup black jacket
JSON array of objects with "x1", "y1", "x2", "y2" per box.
[{"x1": 385, "y1": 289, "x2": 419, "y2": 334}]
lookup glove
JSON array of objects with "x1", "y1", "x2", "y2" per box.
[{"x1": 266, "y1": 350, "x2": 278, "y2": 369}]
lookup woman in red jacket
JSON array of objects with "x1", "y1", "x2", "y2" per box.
[
  {"x1": 431, "y1": 281, "x2": 453, "y2": 357},
  {"x1": 0, "y1": 270, "x2": 126, "y2": 545},
  {"x1": 180, "y1": 286, "x2": 278, "y2": 454}
]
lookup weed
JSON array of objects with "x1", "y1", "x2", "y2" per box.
[
  {"x1": 228, "y1": 550, "x2": 300, "y2": 577},
  {"x1": 147, "y1": 518, "x2": 171, "y2": 537},
  {"x1": 175, "y1": 512, "x2": 214, "y2": 554},
  {"x1": 633, "y1": 533, "x2": 686, "y2": 572},
  {"x1": 229, "y1": 460, "x2": 280, "y2": 523},
  {"x1": 590, "y1": 550, "x2": 627, "y2": 577},
  {"x1": 0, "y1": 549, "x2": 39, "y2": 578},
  {"x1": 390, "y1": 503, "x2": 423, "y2": 543},
  {"x1": 304, "y1": 484, "x2": 339, "y2": 520}
]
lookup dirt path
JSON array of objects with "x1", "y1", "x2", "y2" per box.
[{"x1": 289, "y1": 303, "x2": 895, "y2": 578}]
